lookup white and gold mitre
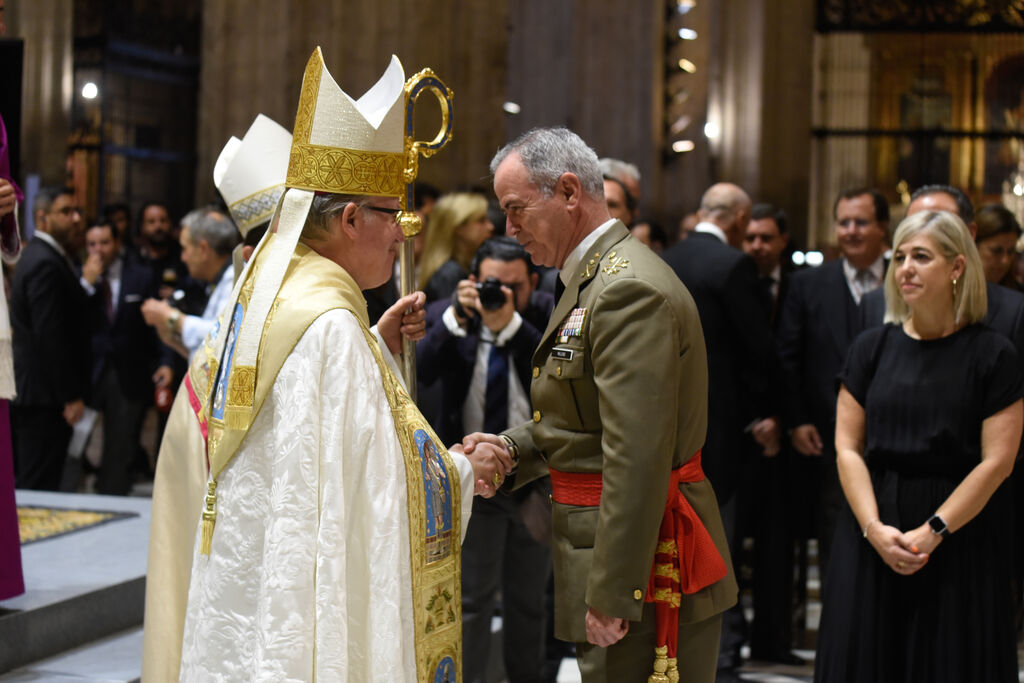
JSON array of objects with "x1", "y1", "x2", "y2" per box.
[
  {"x1": 286, "y1": 47, "x2": 406, "y2": 198},
  {"x1": 213, "y1": 114, "x2": 292, "y2": 237},
  {"x1": 202, "y1": 49, "x2": 413, "y2": 449}
]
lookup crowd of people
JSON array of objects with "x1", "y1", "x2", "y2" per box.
[
  {"x1": 3, "y1": 48, "x2": 1024, "y2": 683},
  {"x1": 8, "y1": 194, "x2": 237, "y2": 495}
]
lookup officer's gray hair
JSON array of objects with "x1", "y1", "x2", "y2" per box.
[{"x1": 490, "y1": 127, "x2": 604, "y2": 199}]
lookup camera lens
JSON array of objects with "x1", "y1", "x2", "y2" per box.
[{"x1": 477, "y1": 277, "x2": 506, "y2": 311}]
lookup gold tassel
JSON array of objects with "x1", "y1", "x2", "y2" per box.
[
  {"x1": 666, "y1": 657, "x2": 679, "y2": 683},
  {"x1": 647, "y1": 645, "x2": 670, "y2": 683},
  {"x1": 199, "y1": 479, "x2": 218, "y2": 555}
]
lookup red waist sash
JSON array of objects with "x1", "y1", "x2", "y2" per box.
[{"x1": 549, "y1": 451, "x2": 729, "y2": 664}]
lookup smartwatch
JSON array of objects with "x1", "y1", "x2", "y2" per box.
[{"x1": 927, "y1": 513, "x2": 950, "y2": 538}]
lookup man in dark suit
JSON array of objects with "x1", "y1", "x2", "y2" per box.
[
  {"x1": 661, "y1": 183, "x2": 779, "y2": 678},
  {"x1": 744, "y1": 203, "x2": 792, "y2": 330},
  {"x1": 776, "y1": 187, "x2": 889, "y2": 582},
  {"x1": 80, "y1": 222, "x2": 162, "y2": 494},
  {"x1": 662, "y1": 184, "x2": 779, "y2": 502},
  {"x1": 858, "y1": 184, "x2": 1024, "y2": 357},
  {"x1": 418, "y1": 236, "x2": 555, "y2": 683},
  {"x1": 10, "y1": 186, "x2": 91, "y2": 490},
  {"x1": 739, "y1": 203, "x2": 805, "y2": 664}
]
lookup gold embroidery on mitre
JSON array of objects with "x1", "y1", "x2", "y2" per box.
[
  {"x1": 285, "y1": 48, "x2": 405, "y2": 197},
  {"x1": 229, "y1": 185, "x2": 285, "y2": 235},
  {"x1": 286, "y1": 143, "x2": 405, "y2": 197},
  {"x1": 291, "y1": 49, "x2": 323, "y2": 145}
]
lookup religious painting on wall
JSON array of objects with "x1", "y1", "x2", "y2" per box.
[
  {"x1": 897, "y1": 73, "x2": 953, "y2": 191},
  {"x1": 983, "y1": 55, "x2": 1024, "y2": 197}
]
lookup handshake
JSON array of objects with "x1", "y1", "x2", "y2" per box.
[{"x1": 450, "y1": 432, "x2": 518, "y2": 498}]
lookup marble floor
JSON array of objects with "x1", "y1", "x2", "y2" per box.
[
  {"x1": 0, "y1": 484, "x2": 815, "y2": 682},
  {"x1": 1, "y1": 481, "x2": 1020, "y2": 682}
]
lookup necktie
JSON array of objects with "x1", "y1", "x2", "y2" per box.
[
  {"x1": 853, "y1": 268, "x2": 875, "y2": 304},
  {"x1": 484, "y1": 344, "x2": 510, "y2": 434},
  {"x1": 99, "y1": 276, "x2": 114, "y2": 324},
  {"x1": 759, "y1": 275, "x2": 776, "y2": 323}
]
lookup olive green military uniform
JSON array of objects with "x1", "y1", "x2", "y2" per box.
[{"x1": 506, "y1": 221, "x2": 738, "y2": 682}]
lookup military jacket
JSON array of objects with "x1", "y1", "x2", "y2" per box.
[{"x1": 507, "y1": 221, "x2": 738, "y2": 642}]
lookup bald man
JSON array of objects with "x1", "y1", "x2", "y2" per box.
[{"x1": 662, "y1": 182, "x2": 780, "y2": 678}]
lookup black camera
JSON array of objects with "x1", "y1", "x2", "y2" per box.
[{"x1": 476, "y1": 277, "x2": 507, "y2": 311}]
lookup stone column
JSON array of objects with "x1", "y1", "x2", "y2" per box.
[{"x1": 6, "y1": 0, "x2": 73, "y2": 186}]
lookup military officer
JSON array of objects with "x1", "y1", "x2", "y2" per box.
[{"x1": 462, "y1": 127, "x2": 737, "y2": 682}]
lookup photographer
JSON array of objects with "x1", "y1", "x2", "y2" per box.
[{"x1": 417, "y1": 236, "x2": 556, "y2": 682}]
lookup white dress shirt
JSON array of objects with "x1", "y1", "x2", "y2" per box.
[
  {"x1": 182, "y1": 262, "x2": 235, "y2": 355},
  {"x1": 560, "y1": 218, "x2": 618, "y2": 289},
  {"x1": 842, "y1": 256, "x2": 885, "y2": 304},
  {"x1": 441, "y1": 305, "x2": 531, "y2": 433},
  {"x1": 694, "y1": 221, "x2": 728, "y2": 245}
]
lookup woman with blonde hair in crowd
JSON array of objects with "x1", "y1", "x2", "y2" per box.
[
  {"x1": 418, "y1": 192, "x2": 493, "y2": 303},
  {"x1": 815, "y1": 210, "x2": 1023, "y2": 682}
]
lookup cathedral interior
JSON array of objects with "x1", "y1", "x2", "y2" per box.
[
  {"x1": 1, "y1": 1, "x2": 1023, "y2": 681},
  {"x1": 3, "y1": 1, "x2": 1023, "y2": 252}
]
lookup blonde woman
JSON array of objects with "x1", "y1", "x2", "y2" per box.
[
  {"x1": 418, "y1": 192, "x2": 493, "y2": 303},
  {"x1": 815, "y1": 210, "x2": 1023, "y2": 682}
]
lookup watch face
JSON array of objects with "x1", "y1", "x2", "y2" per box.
[{"x1": 928, "y1": 515, "x2": 947, "y2": 534}]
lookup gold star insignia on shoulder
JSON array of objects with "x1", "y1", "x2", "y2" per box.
[{"x1": 603, "y1": 255, "x2": 630, "y2": 275}]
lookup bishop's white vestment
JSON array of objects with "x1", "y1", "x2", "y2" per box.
[
  {"x1": 141, "y1": 239, "x2": 471, "y2": 682},
  {"x1": 178, "y1": 309, "x2": 474, "y2": 680}
]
